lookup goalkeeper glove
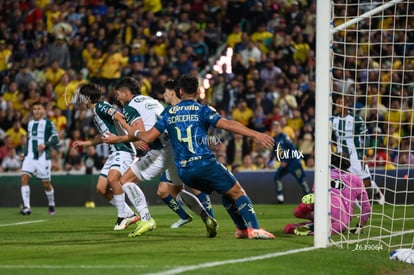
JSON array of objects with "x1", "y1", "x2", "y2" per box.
[{"x1": 349, "y1": 224, "x2": 364, "y2": 234}]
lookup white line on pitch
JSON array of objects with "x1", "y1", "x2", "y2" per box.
[
  {"x1": 0, "y1": 220, "x2": 47, "y2": 227},
  {"x1": 145, "y1": 246, "x2": 318, "y2": 275}
]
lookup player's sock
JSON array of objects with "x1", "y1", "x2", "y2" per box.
[
  {"x1": 21, "y1": 185, "x2": 31, "y2": 208},
  {"x1": 300, "y1": 180, "x2": 310, "y2": 194},
  {"x1": 163, "y1": 194, "x2": 190, "y2": 219},
  {"x1": 45, "y1": 188, "x2": 55, "y2": 207},
  {"x1": 196, "y1": 192, "x2": 215, "y2": 218},
  {"x1": 108, "y1": 198, "x2": 116, "y2": 206},
  {"x1": 113, "y1": 193, "x2": 128, "y2": 218},
  {"x1": 235, "y1": 195, "x2": 260, "y2": 229},
  {"x1": 222, "y1": 195, "x2": 247, "y2": 230},
  {"x1": 122, "y1": 182, "x2": 151, "y2": 221},
  {"x1": 275, "y1": 180, "x2": 284, "y2": 203}
]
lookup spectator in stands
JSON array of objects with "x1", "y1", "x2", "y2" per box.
[
  {"x1": 226, "y1": 133, "x2": 252, "y2": 167},
  {"x1": 1, "y1": 147, "x2": 21, "y2": 172},
  {"x1": 232, "y1": 99, "x2": 254, "y2": 128},
  {"x1": 15, "y1": 62, "x2": 36, "y2": 94},
  {"x1": 47, "y1": 34, "x2": 71, "y2": 70},
  {"x1": 64, "y1": 146, "x2": 85, "y2": 174},
  {"x1": 6, "y1": 121, "x2": 27, "y2": 149},
  {"x1": 44, "y1": 60, "x2": 66, "y2": 87}
]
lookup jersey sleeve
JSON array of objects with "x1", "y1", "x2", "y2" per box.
[
  {"x1": 123, "y1": 105, "x2": 141, "y2": 126},
  {"x1": 355, "y1": 116, "x2": 368, "y2": 135},
  {"x1": 203, "y1": 105, "x2": 221, "y2": 127},
  {"x1": 45, "y1": 119, "x2": 59, "y2": 148},
  {"x1": 154, "y1": 108, "x2": 168, "y2": 133}
]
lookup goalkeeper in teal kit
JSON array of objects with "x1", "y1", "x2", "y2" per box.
[
  {"x1": 267, "y1": 121, "x2": 310, "y2": 204},
  {"x1": 129, "y1": 74, "x2": 275, "y2": 239}
]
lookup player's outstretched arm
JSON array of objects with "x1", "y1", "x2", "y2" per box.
[
  {"x1": 73, "y1": 135, "x2": 103, "y2": 149},
  {"x1": 129, "y1": 127, "x2": 162, "y2": 144},
  {"x1": 216, "y1": 118, "x2": 274, "y2": 149},
  {"x1": 101, "y1": 133, "x2": 130, "y2": 144}
]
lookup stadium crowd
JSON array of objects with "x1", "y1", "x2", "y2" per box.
[{"x1": 0, "y1": 0, "x2": 412, "y2": 174}]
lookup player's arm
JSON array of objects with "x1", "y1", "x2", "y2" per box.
[
  {"x1": 129, "y1": 119, "x2": 149, "y2": 151},
  {"x1": 216, "y1": 118, "x2": 274, "y2": 149},
  {"x1": 73, "y1": 135, "x2": 103, "y2": 149},
  {"x1": 129, "y1": 127, "x2": 162, "y2": 144}
]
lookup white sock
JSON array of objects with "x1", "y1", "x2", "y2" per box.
[
  {"x1": 113, "y1": 193, "x2": 126, "y2": 218},
  {"x1": 108, "y1": 198, "x2": 116, "y2": 206},
  {"x1": 21, "y1": 185, "x2": 31, "y2": 208},
  {"x1": 122, "y1": 182, "x2": 151, "y2": 221},
  {"x1": 45, "y1": 188, "x2": 55, "y2": 207}
]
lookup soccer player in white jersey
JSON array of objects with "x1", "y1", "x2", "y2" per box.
[
  {"x1": 332, "y1": 96, "x2": 385, "y2": 205},
  {"x1": 103, "y1": 76, "x2": 217, "y2": 238},
  {"x1": 20, "y1": 102, "x2": 59, "y2": 215},
  {"x1": 73, "y1": 83, "x2": 140, "y2": 231}
]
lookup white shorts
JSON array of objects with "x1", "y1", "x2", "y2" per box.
[
  {"x1": 100, "y1": 150, "x2": 134, "y2": 177},
  {"x1": 21, "y1": 155, "x2": 51, "y2": 181},
  {"x1": 130, "y1": 145, "x2": 183, "y2": 186},
  {"x1": 348, "y1": 159, "x2": 370, "y2": 180}
]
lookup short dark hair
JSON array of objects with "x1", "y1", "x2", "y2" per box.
[
  {"x1": 31, "y1": 101, "x2": 44, "y2": 108},
  {"x1": 179, "y1": 74, "x2": 198, "y2": 95},
  {"x1": 114, "y1": 76, "x2": 141, "y2": 95},
  {"x1": 79, "y1": 83, "x2": 102, "y2": 104},
  {"x1": 163, "y1": 80, "x2": 180, "y2": 98}
]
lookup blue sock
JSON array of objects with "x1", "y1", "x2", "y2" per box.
[
  {"x1": 197, "y1": 192, "x2": 215, "y2": 218},
  {"x1": 236, "y1": 195, "x2": 260, "y2": 229},
  {"x1": 163, "y1": 195, "x2": 189, "y2": 219},
  {"x1": 221, "y1": 196, "x2": 247, "y2": 230}
]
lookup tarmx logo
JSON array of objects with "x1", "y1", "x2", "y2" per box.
[{"x1": 275, "y1": 143, "x2": 304, "y2": 161}]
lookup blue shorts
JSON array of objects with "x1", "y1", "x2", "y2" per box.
[{"x1": 178, "y1": 158, "x2": 236, "y2": 195}]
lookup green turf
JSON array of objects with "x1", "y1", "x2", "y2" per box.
[{"x1": 0, "y1": 205, "x2": 413, "y2": 275}]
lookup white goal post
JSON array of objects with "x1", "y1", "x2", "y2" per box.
[{"x1": 314, "y1": 0, "x2": 414, "y2": 250}]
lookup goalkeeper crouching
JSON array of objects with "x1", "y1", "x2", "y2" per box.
[{"x1": 284, "y1": 153, "x2": 372, "y2": 236}]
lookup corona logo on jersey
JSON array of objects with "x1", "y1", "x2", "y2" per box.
[{"x1": 168, "y1": 105, "x2": 200, "y2": 114}]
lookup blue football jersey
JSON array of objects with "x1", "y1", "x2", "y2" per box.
[{"x1": 154, "y1": 100, "x2": 221, "y2": 167}]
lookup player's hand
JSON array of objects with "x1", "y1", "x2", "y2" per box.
[
  {"x1": 101, "y1": 132, "x2": 119, "y2": 144},
  {"x1": 349, "y1": 224, "x2": 364, "y2": 234},
  {"x1": 134, "y1": 140, "x2": 149, "y2": 151},
  {"x1": 37, "y1": 144, "x2": 46, "y2": 152},
  {"x1": 73, "y1": 141, "x2": 87, "y2": 150},
  {"x1": 256, "y1": 133, "x2": 274, "y2": 149}
]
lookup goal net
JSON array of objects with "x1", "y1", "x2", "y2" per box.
[{"x1": 314, "y1": 0, "x2": 414, "y2": 251}]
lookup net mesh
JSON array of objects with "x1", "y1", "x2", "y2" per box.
[{"x1": 329, "y1": 0, "x2": 414, "y2": 251}]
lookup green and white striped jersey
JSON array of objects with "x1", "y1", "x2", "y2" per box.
[
  {"x1": 332, "y1": 113, "x2": 368, "y2": 160},
  {"x1": 93, "y1": 101, "x2": 135, "y2": 154},
  {"x1": 25, "y1": 118, "x2": 59, "y2": 160}
]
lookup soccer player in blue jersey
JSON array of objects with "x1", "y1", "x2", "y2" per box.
[
  {"x1": 126, "y1": 74, "x2": 275, "y2": 239},
  {"x1": 73, "y1": 83, "x2": 141, "y2": 231},
  {"x1": 103, "y1": 76, "x2": 218, "y2": 238},
  {"x1": 268, "y1": 121, "x2": 310, "y2": 204},
  {"x1": 162, "y1": 79, "x2": 215, "y2": 222},
  {"x1": 20, "y1": 102, "x2": 59, "y2": 216}
]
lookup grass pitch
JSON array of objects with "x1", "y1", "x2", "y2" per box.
[{"x1": 0, "y1": 204, "x2": 413, "y2": 275}]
